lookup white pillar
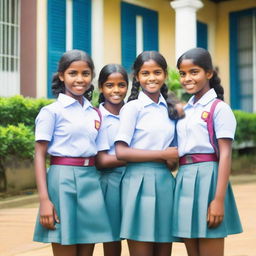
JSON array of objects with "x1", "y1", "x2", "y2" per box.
[
  {"x1": 92, "y1": 0, "x2": 104, "y2": 78},
  {"x1": 170, "y1": 0, "x2": 203, "y2": 60}
]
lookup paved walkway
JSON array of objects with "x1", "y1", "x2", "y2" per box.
[{"x1": 0, "y1": 180, "x2": 255, "y2": 256}]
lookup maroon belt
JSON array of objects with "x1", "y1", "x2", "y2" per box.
[
  {"x1": 50, "y1": 156, "x2": 95, "y2": 167},
  {"x1": 179, "y1": 153, "x2": 218, "y2": 165}
]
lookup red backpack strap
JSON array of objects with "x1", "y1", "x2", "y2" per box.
[
  {"x1": 206, "y1": 99, "x2": 222, "y2": 158},
  {"x1": 93, "y1": 107, "x2": 102, "y2": 128}
]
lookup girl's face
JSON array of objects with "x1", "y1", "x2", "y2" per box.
[
  {"x1": 178, "y1": 59, "x2": 212, "y2": 101},
  {"x1": 59, "y1": 60, "x2": 93, "y2": 100},
  {"x1": 136, "y1": 59, "x2": 166, "y2": 102},
  {"x1": 100, "y1": 72, "x2": 128, "y2": 106}
]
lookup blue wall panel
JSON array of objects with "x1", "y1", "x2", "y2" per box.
[
  {"x1": 197, "y1": 21, "x2": 208, "y2": 50},
  {"x1": 47, "y1": 0, "x2": 66, "y2": 98},
  {"x1": 73, "y1": 0, "x2": 91, "y2": 53}
]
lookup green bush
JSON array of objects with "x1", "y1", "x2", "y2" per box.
[
  {"x1": 166, "y1": 67, "x2": 190, "y2": 102},
  {"x1": 0, "y1": 124, "x2": 34, "y2": 160},
  {"x1": 0, "y1": 95, "x2": 53, "y2": 127},
  {"x1": 233, "y1": 110, "x2": 256, "y2": 145}
]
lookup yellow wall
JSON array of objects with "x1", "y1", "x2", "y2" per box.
[
  {"x1": 104, "y1": 0, "x2": 122, "y2": 64},
  {"x1": 103, "y1": 0, "x2": 176, "y2": 67}
]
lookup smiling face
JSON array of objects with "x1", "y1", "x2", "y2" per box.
[
  {"x1": 178, "y1": 59, "x2": 213, "y2": 102},
  {"x1": 58, "y1": 60, "x2": 93, "y2": 101},
  {"x1": 100, "y1": 72, "x2": 128, "y2": 107},
  {"x1": 136, "y1": 59, "x2": 166, "y2": 102}
]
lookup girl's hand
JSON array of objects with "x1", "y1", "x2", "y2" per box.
[
  {"x1": 207, "y1": 198, "x2": 224, "y2": 228},
  {"x1": 166, "y1": 159, "x2": 178, "y2": 171},
  {"x1": 39, "y1": 198, "x2": 59, "y2": 230},
  {"x1": 162, "y1": 147, "x2": 179, "y2": 161}
]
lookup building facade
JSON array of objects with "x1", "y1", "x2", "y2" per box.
[{"x1": 0, "y1": 0, "x2": 255, "y2": 111}]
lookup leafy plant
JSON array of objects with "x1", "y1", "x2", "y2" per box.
[
  {"x1": 0, "y1": 124, "x2": 34, "y2": 191},
  {"x1": 166, "y1": 67, "x2": 190, "y2": 102}
]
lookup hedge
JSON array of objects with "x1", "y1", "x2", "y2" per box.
[
  {"x1": 233, "y1": 110, "x2": 256, "y2": 145},
  {"x1": 0, "y1": 95, "x2": 53, "y2": 127}
]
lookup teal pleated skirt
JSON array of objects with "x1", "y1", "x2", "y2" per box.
[
  {"x1": 100, "y1": 167, "x2": 125, "y2": 241},
  {"x1": 120, "y1": 162, "x2": 178, "y2": 242},
  {"x1": 172, "y1": 161, "x2": 243, "y2": 238},
  {"x1": 33, "y1": 165, "x2": 114, "y2": 245}
]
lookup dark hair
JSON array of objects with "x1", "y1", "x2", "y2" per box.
[
  {"x1": 98, "y1": 64, "x2": 129, "y2": 104},
  {"x1": 51, "y1": 49, "x2": 95, "y2": 100},
  {"x1": 177, "y1": 47, "x2": 224, "y2": 100},
  {"x1": 128, "y1": 51, "x2": 178, "y2": 119}
]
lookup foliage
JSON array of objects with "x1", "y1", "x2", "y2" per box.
[
  {"x1": 233, "y1": 110, "x2": 256, "y2": 145},
  {"x1": 92, "y1": 88, "x2": 100, "y2": 107},
  {"x1": 166, "y1": 67, "x2": 190, "y2": 102},
  {"x1": 0, "y1": 124, "x2": 34, "y2": 161},
  {"x1": 0, "y1": 95, "x2": 53, "y2": 127}
]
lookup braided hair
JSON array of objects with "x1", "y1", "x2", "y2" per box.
[
  {"x1": 51, "y1": 49, "x2": 95, "y2": 101},
  {"x1": 177, "y1": 47, "x2": 224, "y2": 100},
  {"x1": 128, "y1": 51, "x2": 178, "y2": 119},
  {"x1": 98, "y1": 64, "x2": 129, "y2": 104}
]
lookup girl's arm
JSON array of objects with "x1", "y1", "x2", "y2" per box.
[
  {"x1": 96, "y1": 150, "x2": 126, "y2": 169},
  {"x1": 35, "y1": 141, "x2": 59, "y2": 230},
  {"x1": 207, "y1": 138, "x2": 232, "y2": 228},
  {"x1": 115, "y1": 141, "x2": 178, "y2": 162}
]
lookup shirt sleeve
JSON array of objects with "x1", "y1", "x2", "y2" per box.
[
  {"x1": 96, "y1": 124, "x2": 110, "y2": 152},
  {"x1": 114, "y1": 101, "x2": 140, "y2": 146},
  {"x1": 35, "y1": 107, "x2": 55, "y2": 142},
  {"x1": 214, "y1": 102, "x2": 237, "y2": 140}
]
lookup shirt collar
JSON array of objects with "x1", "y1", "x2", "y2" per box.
[
  {"x1": 99, "y1": 103, "x2": 119, "y2": 118},
  {"x1": 57, "y1": 93, "x2": 92, "y2": 110},
  {"x1": 138, "y1": 91, "x2": 167, "y2": 107},
  {"x1": 185, "y1": 88, "x2": 217, "y2": 109}
]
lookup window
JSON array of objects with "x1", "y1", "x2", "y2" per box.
[
  {"x1": 230, "y1": 9, "x2": 256, "y2": 112},
  {"x1": 0, "y1": 0, "x2": 20, "y2": 96},
  {"x1": 121, "y1": 2, "x2": 159, "y2": 72}
]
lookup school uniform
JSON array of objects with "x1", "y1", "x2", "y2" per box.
[
  {"x1": 96, "y1": 103, "x2": 126, "y2": 241},
  {"x1": 172, "y1": 89, "x2": 243, "y2": 238},
  {"x1": 33, "y1": 93, "x2": 113, "y2": 245},
  {"x1": 115, "y1": 91, "x2": 178, "y2": 242}
]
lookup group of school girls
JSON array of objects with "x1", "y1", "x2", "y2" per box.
[{"x1": 33, "y1": 48, "x2": 243, "y2": 256}]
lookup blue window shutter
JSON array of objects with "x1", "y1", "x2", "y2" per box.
[
  {"x1": 121, "y1": 2, "x2": 159, "y2": 72},
  {"x1": 229, "y1": 12, "x2": 239, "y2": 109},
  {"x1": 47, "y1": 0, "x2": 66, "y2": 98},
  {"x1": 197, "y1": 21, "x2": 208, "y2": 50},
  {"x1": 142, "y1": 9, "x2": 158, "y2": 51},
  {"x1": 121, "y1": 2, "x2": 137, "y2": 72},
  {"x1": 73, "y1": 0, "x2": 91, "y2": 53}
]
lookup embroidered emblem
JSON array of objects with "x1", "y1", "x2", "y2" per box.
[
  {"x1": 201, "y1": 111, "x2": 209, "y2": 121},
  {"x1": 95, "y1": 120, "x2": 100, "y2": 130}
]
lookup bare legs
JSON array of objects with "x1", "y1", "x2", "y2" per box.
[
  {"x1": 103, "y1": 241, "x2": 121, "y2": 256},
  {"x1": 52, "y1": 243, "x2": 95, "y2": 256},
  {"x1": 184, "y1": 238, "x2": 224, "y2": 256},
  {"x1": 127, "y1": 240, "x2": 172, "y2": 256}
]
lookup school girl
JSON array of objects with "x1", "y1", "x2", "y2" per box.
[
  {"x1": 172, "y1": 47, "x2": 243, "y2": 256},
  {"x1": 114, "y1": 51, "x2": 179, "y2": 256},
  {"x1": 33, "y1": 50, "x2": 113, "y2": 256},
  {"x1": 95, "y1": 64, "x2": 129, "y2": 256}
]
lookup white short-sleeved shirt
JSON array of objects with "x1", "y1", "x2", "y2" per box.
[
  {"x1": 96, "y1": 103, "x2": 120, "y2": 155},
  {"x1": 115, "y1": 91, "x2": 175, "y2": 150},
  {"x1": 35, "y1": 93, "x2": 101, "y2": 157},
  {"x1": 177, "y1": 89, "x2": 237, "y2": 157}
]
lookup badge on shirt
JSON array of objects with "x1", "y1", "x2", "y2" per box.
[
  {"x1": 201, "y1": 111, "x2": 209, "y2": 121},
  {"x1": 95, "y1": 120, "x2": 100, "y2": 130}
]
